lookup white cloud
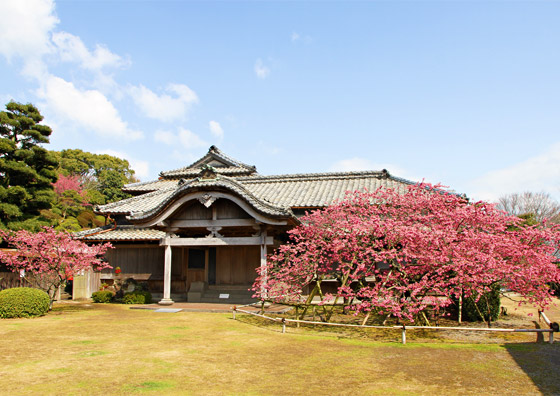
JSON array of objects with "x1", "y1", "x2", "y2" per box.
[
  {"x1": 209, "y1": 121, "x2": 224, "y2": 140},
  {"x1": 38, "y1": 75, "x2": 142, "y2": 140},
  {"x1": 154, "y1": 128, "x2": 208, "y2": 150},
  {"x1": 0, "y1": 0, "x2": 58, "y2": 79},
  {"x1": 470, "y1": 143, "x2": 560, "y2": 202},
  {"x1": 254, "y1": 58, "x2": 270, "y2": 79},
  {"x1": 0, "y1": 0, "x2": 58, "y2": 60},
  {"x1": 178, "y1": 128, "x2": 207, "y2": 149},
  {"x1": 171, "y1": 150, "x2": 197, "y2": 163},
  {"x1": 97, "y1": 149, "x2": 150, "y2": 180},
  {"x1": 129, "y1": 83, "x2": 198, "y2": 122},
  {"x1": 290, "y1": 31, "x2": 313, "y2": 44},
  {"x1": 52, "y1": 31, "x2": 129, "y2": 71},
  {"x1": 154, "y1": 129, "x2": 176, "y2": 145},
  {"x1": 0, "y1": 0, "x2": 129, "y2": 83}
]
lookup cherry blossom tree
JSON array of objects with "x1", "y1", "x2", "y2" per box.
[
  {"x1": 53, "y1": 174, "x2": 84, "y2": 197},
  {"x1": 0, "y1": 227, "x2": 112, "y2": 308},
  {"x1": 52, "y1": 174, "x2": 90, "y2": 221},
  {"x1": 254, "y1": 183, "x2": 560, "y2": 324}
]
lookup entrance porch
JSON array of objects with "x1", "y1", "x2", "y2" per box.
[{"x1": 158, "y1": 235, "x2": 272, "y2": 305}]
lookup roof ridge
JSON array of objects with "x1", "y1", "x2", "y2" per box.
[
  {"x1": 96, "y1": 186, "x2": 176, "y2": 212},
  {"x1": 73, "y1": 226, "x2": 106, "y2": 237},
  {"x1": 204, "y1": 146, "x2": 256, "y2": 170},
  {"x1": 123, "y1": 178, "x2": 162, "y2": 189},
  {"x1": 236, "y1": 170, "x2": 418, "y2": 184},
  {"x1": 160, "y1": 146, "x2": 257, "y2": 177}
]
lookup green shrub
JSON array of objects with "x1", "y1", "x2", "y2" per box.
[
  {"x1": 461, "y1": 284, "x2": 501, "y2": 322},
  {"x1": 0, "y1": 287, "x2": 50, "y2": 318},
  {"x1": 122, "y1": 290, "x2": 152, "y2": 304},
  {"x1": 92, "y1": 290, "x2": 113, "y2": 303}
]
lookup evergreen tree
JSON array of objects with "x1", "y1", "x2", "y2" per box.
[
  {"x1": 0, "y1": 102, "x2": 58, "y2": 231},
  {"x1": 53, "y1": 149, "x2": 137, "y2": 204}
]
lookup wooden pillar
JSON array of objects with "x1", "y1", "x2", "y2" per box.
[
  {"x1": 260, "y1": 227, "x2": 268, "y2": 299},
  {"x1": 73, "y1": 269, "x2": 89, "y2": 300},
  {"x1": 159, "y1": 239, "x2": 174, "y2": 305}
]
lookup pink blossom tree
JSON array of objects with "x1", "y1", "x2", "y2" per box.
[
  {"x1": 53, "y1": 174, "x2": 83, "y2": 196},
  {"x1": 0, "y1": 227, "x2": 112, "y2": 308},
  {"x1": 52, "y1": 174, "x2": 90, "y2": 221},
  {"x1": 254, "y1": 184, "x2": 560, "y2": 324}
]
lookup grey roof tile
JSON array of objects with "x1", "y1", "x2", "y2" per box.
[
  {"x1": 128, "y1": 175, "x2": 294, "y2": 221},
  {"x1": 96, "y1": 187, "x2": 176, "y2": 215},
  {"x1": 75, "y1": 226, "x2": 166, "y2": 241},
  {"x1": 97, "y1": 148, "x2": 419, "y2": 218},
  {"x1": 79, "y1": 148, "x2": 430, "y2": 242},
  {"x1": 123, "y1": 179, "x2": 178, "y2": 193},
  {"x1": 160, "y1": 146, "x2": 257, "y2": 178}
]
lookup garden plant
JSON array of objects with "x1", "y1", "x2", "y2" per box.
[{"x1": 253, "y1": 183, "x2": 560, "y2": 326}]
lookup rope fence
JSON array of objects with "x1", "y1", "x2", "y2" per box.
[{"x1": 232, "y1": 305, "x2": 559, "y2": 345}]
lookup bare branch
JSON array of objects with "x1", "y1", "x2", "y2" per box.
[{"x1": 496, "y1": 191, "x2": 560, "y2": 222}]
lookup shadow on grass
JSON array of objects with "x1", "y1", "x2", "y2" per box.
[
  {"x1": 50, "y1": 303, "x2": 96, "y2": 314},
  {"x1": 233, "y1": 313, "x2": 410, "y2": 342},
  {"x1": 505, "y1": 341, "x2": 560, "y2": 395},
  {"x1": 232, "y1": 313, "x2": 284, "y2": 334}
]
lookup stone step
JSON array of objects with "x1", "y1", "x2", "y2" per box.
[
  {"x1": 201, "y1": 295, "x2": 254, "y2": 302},
  {"x1": 203, "y1": 290, "x2": 253, "y2": 297},
  {"x1": 204, "y1": 289, "x2": 254, "y2": 294},
  {"x1": 200, "y1": 297, "x2": 256, "y2": 304},
  {"x1": 208, "y1": 285, "x2": 252, "y2": 291}
]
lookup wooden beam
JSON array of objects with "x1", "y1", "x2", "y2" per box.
[
  {"x1": 161, "y1": 236, "x2": 274, "y2": 246},
  {"x1": 168, "y1": 219, "x2": 258, "y2": 228}
]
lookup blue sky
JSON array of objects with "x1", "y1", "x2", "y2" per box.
[{"x1": 1, "y1": 0, "x2": 560, "y2": 202}]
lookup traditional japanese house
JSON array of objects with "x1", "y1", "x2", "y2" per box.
[{"x1": 76, "y1": 146, "x2": 417, "y2": 304}]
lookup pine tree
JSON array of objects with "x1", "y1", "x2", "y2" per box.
[{"x1": 0, "y1": 102, "x2": 58, "y2": 231}]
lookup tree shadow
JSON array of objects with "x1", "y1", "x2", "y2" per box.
[
  {"x1": 504, "y1": 338, "x2": 560, "y2": 394},
  {"x1": 533, "y1": 320, "x2": 544, "y2": 343}
]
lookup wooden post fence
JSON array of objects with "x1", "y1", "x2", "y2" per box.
[{"x1": 232, "y1": 305, "x2": 559, "y2": 345}]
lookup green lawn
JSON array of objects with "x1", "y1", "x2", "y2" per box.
[{"x1": 0, "y1": 303, "x2": 558, "y2": 395}]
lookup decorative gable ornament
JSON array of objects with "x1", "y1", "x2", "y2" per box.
[
  {"x1": 198, "y1": 193, "x2": 218, "y2": 208},
  {"x1": 198, "y1": 164, "x2": 218, "y2": 181}
]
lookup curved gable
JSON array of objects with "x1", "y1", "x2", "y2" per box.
[{"x1": 127, "y1": 176, "x2": 296, "y2": 227}]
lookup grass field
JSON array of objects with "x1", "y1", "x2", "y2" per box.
[{"x1": 0, "y1": 302, "x2": 559, "y2": 395}]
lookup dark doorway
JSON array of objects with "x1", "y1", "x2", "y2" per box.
[
  {"x1": 188, "y1": 248, "x2": 205, "y2": 269},
  {"x1": 186, "y1": 248, "x2": 206, "y2": 290},
  {"x1": 208, "y1": 247, "x2": 216, "y2": 285}
]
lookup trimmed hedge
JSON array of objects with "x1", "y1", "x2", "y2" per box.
[
  {"x1": 0, "y1": 287, "x2": 50, "y2": 318},
  {"x1": 92, "y1": 290, "x2": 113, "y2": 303},
  {"x1": 122, "y1": 290, "x2": 152, "y2": 304}
]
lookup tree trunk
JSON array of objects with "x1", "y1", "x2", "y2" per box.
[
  {"x1": 458, "y1": 293, "x2": 462, "y2": 324},
  {"x1": 326, "y1": 273, "x2": 350, "y2": 322}
]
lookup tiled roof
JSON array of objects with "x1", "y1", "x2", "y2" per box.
[
  {"x1": 239, "y1": 171, "x2": 414, "y2": 207},
  {"x1": 98, "y1": 170, "x2": 415, "y2": 219},
  {"x1": 159, "y1": 146, "x2": 257, "y2": 178},
  {"x1": 96, "y1": 188, "x2": 177, "y2": 215},
  {"x1": 75, "y1": 226, "x2": 166, "y2": 241},
  {"x1": 123, "y1": 179, "x2": 179, "y2": 193},
  {"x1": 127, "y1": 175, "x2": 294, "y2": 221},
  {"x1": 161, "y1": 165, "x2": 256, "y2": 178},
  {"x1": 96, "y1": 146, "x2": 420, "y2": 220}
]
